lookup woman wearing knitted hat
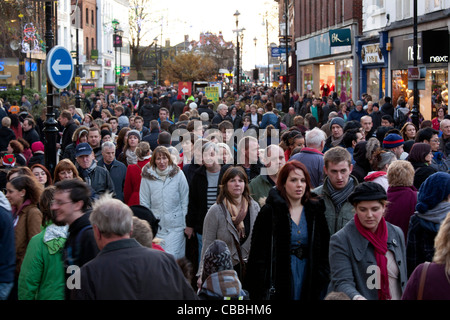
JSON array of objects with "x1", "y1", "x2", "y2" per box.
[
  {"x1": 406, "y1": 143, "x2": 437, "y2": 190},
  {"x1": 406, "y1": 172, "x2": 450, "y2": 277},
  {"x1": 329, "y1": 181, "x2": 408, "y2": 300}
]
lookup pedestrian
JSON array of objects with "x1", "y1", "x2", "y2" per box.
[
  {"x1": 406, "y1": 172, "x2": 450, "y2": 277},
  {"x1": 72, "y1": 193, "x2": 198, "y2": 300},
  {"x1": 98, "y1": 141, "x2": 127, "y2": 201},
  {"x1": 363, "y1": 149, "x2": 397, "y2": 192},
  {"x1": 18, "y1": 186, "x2": 68, "y2": 300},
  {"x1": 140, "y1": 146, "x2": 189, "y2": 259},
  {"x1": 384, "y1": 160, "x2": 418, "y2": 243},
  {"x1": 123, "y1": 141, "x2": 152, "y2": 206},
  {"x1": 75, "y1": 142, "x2": 115, "y2": 197},
  {"x1": 328, "y1": 182, "x2": 408, "y2": 300},
  {"x1": 60, "y1": 126, "x2": 89, "y2": 163},
  {"x1": 245, "y1": 160, "x2": 330, "y2": 300},
  {"x1": 5, "y1": 175, "x2": 44, "y2": 299},
  {"x1": 197, "y1": 166, "x2": 260, "y2": 288},
  {"x1": 51, "y1": 179, "x2": 99, "y2": 299},
  {"x1": 407, "y1": 143, "x2": 438, "y2": 190},
  {"x1": 198, "y1": 240, "x2": 249, "y2": 300},
  {"x1": 185, "y1": 142, "x2": 222, "y2": 270},
  {"x1": 118, "y1": 129, "x2": 141, "y2": 167},
  {"x1": 312, "y1": 146, "x2": 359, "y2": 235},
  {"x1": 53, "y1": 159, "x2": 83, "y2": 183},
  {"x1": 0, "y1": 190, "x2": 15, "y2": 300},
  {"x1": 31, "y1": 164, "x2": 52, "y2": 188},
  {"x1": 27, "y1": 141, "x2": 45, "y2": 167},
  {"x1": 402, "y1": 211, "x2": 450, "y2": 300}
]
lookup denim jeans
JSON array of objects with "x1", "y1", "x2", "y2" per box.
[{"x1": 0, "y1": 282, "x2": 14, "y2": 300}]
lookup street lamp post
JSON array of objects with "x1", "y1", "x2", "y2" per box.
[
  {"x1": 43, "y1": 1, "x2": 58, "y2": 176},
  {"x1": 283, "y1": 0, "x2": 290, "y2": 112},
  {"x1": 253, "y1": 37, "x2": 257, "y2": 69},
  {"x1": 154, "y1": 37, "x2": 158, "y2": 86},
  {"x1": 411, "y1": 0, "x2": 420, "y2": 128},
  {"x1": 234, "y1": 10, "x2": 240, "y2": 93}
]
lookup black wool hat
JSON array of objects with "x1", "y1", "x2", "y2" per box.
[{"x1": 348, "y1": 181, "x2": 387, "y2": 205}]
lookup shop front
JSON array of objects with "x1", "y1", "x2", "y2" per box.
[
  {"x1": 390, "y1": 29, "x2": 449, "y2": 121},
  {"x1": 296, "y1": 27, "x2": 356, "y2": 103},
  {"x1": 356, "y1": 32, "x2": 389, "y2": 103}
]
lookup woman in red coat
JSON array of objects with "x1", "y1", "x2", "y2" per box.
[{"x1": 124, "y1": 141, "x2": 151, "y2": 206}]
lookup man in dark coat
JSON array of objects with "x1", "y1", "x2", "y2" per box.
[
  {"x1": 22, "y1": 118, "x2": 40, "y2": 146},
  {"x1": 197, "y1": 97, "x2": 214, "y2": 121},
  {"x1": 72, "y1": 194, "x2": 198, "y2": 300},
  {"x1": 58, "y1": 110, "x2": 78, "y2": 155},
  {"x1": 381, "y1": 96, "x2": 394, "y2": 117},
  {"x1": 170, "y1": 95, "x2": 186, "y2": 123},
  {"x1": 0, "y1": 117, "x2": 16, "y2": 152}
]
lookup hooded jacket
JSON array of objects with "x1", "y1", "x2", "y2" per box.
[{"x1": 18, "y1": 224, "x2": 68, "y2": 300}]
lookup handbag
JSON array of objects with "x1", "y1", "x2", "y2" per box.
[
  {"x1": 263, "y1": 204, "x2": 276, "y2": 300},
  {"x1": 417, "y1": 262, "x2": 430, "y2": 300},
  {"x1": 219, "y1": 203, "x2": 247, "y2": 279}
]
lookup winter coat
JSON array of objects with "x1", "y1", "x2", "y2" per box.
[
  {"x1": 60, "y1": 120, "x2": 78, "y2": 154},
  {"x1": 171, "y1": 100, "x2": 186, "y2": 121},
  {"x1": 248, "y1": 174, "x2": 275, "y2": 208},
  {"x1": 260, "y1": 112, "x2": 280, "y2": 129},
  {"x1": 385, "y1": 186, "x2": 417, "y2": 243},
  {"x1": 197, "y1": 198, "x2": 260, "y2": 278},
  {"x1": 123, "y1": 158, "x2": 150, "y2": 206},
  {"x1": 289, "y1": 148, "x2": 325, "y2": 188},
  {"x1": 97, "y1": 159, "x2": 127, "y2": 201},
  {"x1": 72, "y1": 238, "x2": 198, "y2": 300},
  {"x1": 27, "y1": 152, "x2": 45, "y2": 167},
  {"x1": 13, "y1": 203, "x2": 43, "y2": 277},
  {"x1": 198, "y1": 270, "x2": 249, "y2": 300},
  {"x1": 140, "y1": 164, "x2": 189, "y2": 259},
  {"x1": 245, "y1": 187, "x2": 330, "y2": 300},
  {"x1": 186, "y1": 165, "x2": 221, "y2": 235},
  {"x1": 23, "y1": 128, "x2": 40, "y2": 147},
  {"x1": 0, "y1": 195, "x2": 15, "y2": 284},
  {"x1": 410, "y1": 161, "x2": 437, "y2": 190},
  {"x1": 142, "y1": 129, "x2": 160, "y2": 151},
  {"x1": 77, "y1": 161, "x2": 115, "y2": 197},
  {"x1": 18, "y1": 224, "x2": 68, "y2": 300},
  {"x1": 329, "y1": 218, "x2": 407, "y2": 300},
  {"x1": 406, "y1": 201, "x2": 450, "y2": 277},
  {"x1": 312, "y1": 175, "x2": 358, "y2": 235},
  {"x1": 0, "y1": 126, "x2": 16, "y2": 152}
]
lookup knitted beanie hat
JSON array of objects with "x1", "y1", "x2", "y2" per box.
[
  {"x1": 201, "y1": 239, "x2": 233, "y2": 282},
  {"x1": 383, "y1": 133, "x2": 404, "y2": 149},
  {"x1": 416, "y1": 172, "x2": 450, "y2": 213},
  {"x1": 127, "y1": 129, "x2": 141, "y2": 141},
  {"x1": 330, "y1": 117, "x2": 345, "y2": 129},
  {"x1": 31, "y1": 141, "x2": 45, "y2": 153}
]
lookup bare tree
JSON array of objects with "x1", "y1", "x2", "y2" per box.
[{"x1": 128, "y1": 0, "x2": 154, "y2": 80}]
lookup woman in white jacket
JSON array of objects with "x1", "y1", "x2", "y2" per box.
[{"x1": 140, "y1": 146, "x2": 189, "y2": 259}]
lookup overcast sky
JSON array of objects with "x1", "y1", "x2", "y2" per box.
[{"x1": 140, "y1": 0, "x2": 280, "y2": 70}]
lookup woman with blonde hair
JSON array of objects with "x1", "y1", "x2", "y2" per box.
[
  {"x1": 402, "y1": 212, "x2": 450, "y2": 299},
  {"x1": 385, "y1": 160, "x2": 418, "y2": 242}
]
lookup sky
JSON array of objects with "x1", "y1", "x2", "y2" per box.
[{"x1": 138, "y1": 0, "x2": 280, "y2": 71}]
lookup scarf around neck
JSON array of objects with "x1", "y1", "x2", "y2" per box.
[
  {"x1": 224, "y1": 198, "x2": 248, "y2": 239},
  {"x1": 354, "y1": 214, "x2": 391, "y2": 300},
  {"x1": 327, "y1": 176, "x2": 354, "y2": 212}
]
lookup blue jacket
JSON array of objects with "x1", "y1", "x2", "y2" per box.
[
  {"x1": 348, "y1": 109, "x2": 368, "y2": 122},
  {"x1": 260, "y1": 112, "x2": 279, "y2": 129}
]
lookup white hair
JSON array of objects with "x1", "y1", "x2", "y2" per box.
[{"x1": 305, "y1": 127, "x2": 326, "y2": 148}]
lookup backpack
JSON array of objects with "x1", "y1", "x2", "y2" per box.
[{"x1": 65, "y1": 225, "x2": 93, "y2": 269}]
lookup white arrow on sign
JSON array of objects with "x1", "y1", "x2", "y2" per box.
[
  {"x1": 181, "y1": 87, "x2": 189, "y2": 94},
  {"x1": 52, "y1": 59, "x2": 72, "y2": 76}
]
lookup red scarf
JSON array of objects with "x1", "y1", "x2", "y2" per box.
[{"x1": 354, "y1": 214, "x2": 391, "y2": 300}]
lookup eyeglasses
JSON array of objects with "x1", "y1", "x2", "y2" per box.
[
  {"x1": 430, "y1": 139, "x2": 440, "y2": 143},
  {"x1": 51, "y1": 200, "x2": 72, "y2": 206}
]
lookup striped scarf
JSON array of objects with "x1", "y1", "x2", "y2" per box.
[{"x1": 327, "y1": 177, "x2": 355, "y2": 213}]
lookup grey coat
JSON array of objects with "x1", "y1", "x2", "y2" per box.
[
  {"x1": 197, "y1": 199, "x2": 260, "y2": 277},
  {"x1": 328, "y1": 218, "x2": 407, "y2": 300}
]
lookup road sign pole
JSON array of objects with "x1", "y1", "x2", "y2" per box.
[{"x1": 43, "y1": 0, "x2": 59, "y2": 177}]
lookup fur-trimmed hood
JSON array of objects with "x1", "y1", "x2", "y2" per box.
[
  {"x1": 71, "y1": 125, "x2": 90, "y2": 142},
  {"x1": 141, "y1": 163, "x2": 180, "y2": 180}
]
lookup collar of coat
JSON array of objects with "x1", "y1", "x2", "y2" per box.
[{"x1": 141, "y1": 163, "x2": 180, "y2": 180}]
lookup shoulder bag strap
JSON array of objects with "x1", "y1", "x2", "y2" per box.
[{"x1": 417, "y1": 261, "x2": 430, "y2": 300}]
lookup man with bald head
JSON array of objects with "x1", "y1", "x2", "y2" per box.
[{"x1": 360, "y1": 115, "x2": 375, "y2": 140}]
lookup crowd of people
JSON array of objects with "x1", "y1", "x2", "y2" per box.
[{"x1": 0, "y1": 84, "x2": 449, "y2": 301}]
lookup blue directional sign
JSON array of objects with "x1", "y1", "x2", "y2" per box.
[{"x1": 46, "y1": 46, "x2": 74, "y2": 89}]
